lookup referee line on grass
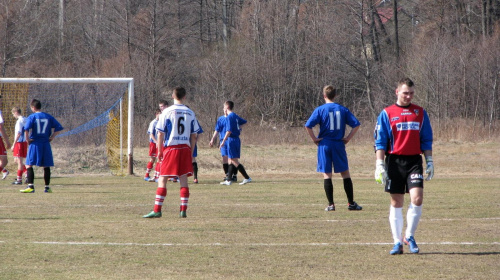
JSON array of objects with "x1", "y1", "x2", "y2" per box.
[{"x1": 7, "y1": 241, "x2": 495, "y2": 247}]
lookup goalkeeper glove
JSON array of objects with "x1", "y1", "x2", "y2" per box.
[
  {"x1": 374, "y1": 159, "x2": 388, "y2": 185},
  {"x1": 425, "y1": 156, "x2": 434, "y2": 181}
]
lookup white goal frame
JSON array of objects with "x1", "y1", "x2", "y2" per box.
[{"x1": 0, "y1": 77, "x2": 135, "y2": 175}]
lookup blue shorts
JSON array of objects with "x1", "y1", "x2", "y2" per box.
[
  {"x1": 226, "y1": 137, "x2": 241, "y2": 159},
  {"x1": 317, "y1": 140, "x2": 348, "y2": 174},
  {"x1": 219, "y1": 141, "x2": 228, "y2": 157},
  {"x1": 26, "y1": 141, "x2": 54, "y2": 167}
]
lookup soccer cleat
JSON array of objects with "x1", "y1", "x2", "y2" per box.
[
  {"x1": 220, "y1": 180, "x2": 232, "y2": 185},
  {"x1": 148, "y1": 177, "x2": 156, "y2": 182},
  {"x1": 179, "y1": 211, "x2": 187, "y2": 218},
  {"x1": 239, "y1": 178, "x2": 252, "y2": 185},
  {"x1": 142, "y1": 211, "x2": 162, "y2": 218},
  {"x1": 390, "y1": 242, "x2": 404, "y2": 255},
  {"x1": 348, "y1": 201, "x2": 363, "y2": 211},
  {"x1": 404, "y1": 236, "x2": 420, "y2": 253},
  {"x1": 232, "y1": 176, "x2": 237, "y2": 182},
  {"x1": 325, "y1": 204, "x2": 335, "y2": 211},
  {"x1": 2, "y1": 170, "x2": 9, "y2": 179},
  {"x1": 193, "y1": 178, "x2": 198, "y2": 184},
  {"x1": 12, "y1": 180, "x2": 22, "y2": 185},
  {"x1": 144, "y1": 177, "x2": 150, "y2": 181},
  {"x1": 44, "y1": 188, "x2": 52, "y2": 193},
  {"x1": 20, "y1": 187, "x2": 35, "y2": 193}
]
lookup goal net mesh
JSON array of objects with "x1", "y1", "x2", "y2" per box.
[{"x1": 0, "y1": 82, "x2": 128, "y2": 176}]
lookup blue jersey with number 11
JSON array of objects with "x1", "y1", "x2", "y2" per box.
[
  {"x1": 305, "y1": 103, "x2": 360, "y2": 141},
  {"x1": 24, "y1": 112, "x2": 64, "y2": 143}
]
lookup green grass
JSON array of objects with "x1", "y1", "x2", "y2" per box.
[{"x1": 0, "y1": 174, "x2": 499, "y2": 279}]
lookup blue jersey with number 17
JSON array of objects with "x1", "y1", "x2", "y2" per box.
[
  {"x1": 305, "y1": 103, "x2": 360, "y2": 141},
  {"x1": 24, "y1": 112, "x2": 64, "y2": 143}
]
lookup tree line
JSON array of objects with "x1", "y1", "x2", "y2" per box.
[{"x1": 0, "y1": 0, "x2": 498, "y2": 142}]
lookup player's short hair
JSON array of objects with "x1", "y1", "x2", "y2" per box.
[
  {"x1": 323, "y1": 85, "x2": 337, "y2": 100},
  {"x1": 398, "y1": 78, "x2": 414, "y2": 88},
  {"x1": 159, "y1": 99, "x2": 169, "y2": 107},
  {"x1": 31, "y1": 99, "x2": 42, "y2": 110},
  {"x1": 172, "y1": 87, "x2": 186, "y2": 100},
  {"x1": 11, "y1": 107, "x2": 22, "y2": 114},
  {"x1": 225, "y1": 100, "x2": 234, "y2": 110},
  {"x1": 155, "y1": 108, "x2": 161, "y2": 114}
]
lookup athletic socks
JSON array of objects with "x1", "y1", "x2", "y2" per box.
[
  {"x1": 192, "y1": 162, "x2": 198, "y2": 179},
  {"x1": 324, "y1": 179, "x2": 334, "y2": 205},
  {"x1": 223, "y1": 163, "x2": 229, "y2": 177},
  {"x1": 237, "y1": 164, "x2": 249, "y2": 179},
  {"x1": 146, "y1": 162, "x2": 154, "y2": 177},
  {"x1": 180, "y1": 187, "x2": 189, "y2": 212},
  {"x1": 27, "y1": 167, "x2": 34, "y2": 185},
  {"x1": 389, "y1": 206, "x2": 404, "y2": 244},
  {"x1": 16, "y1": 170, "x2": 23, "y2": 182},
  {"x1": 154, "y1": 187, "x2": 167, "y2": 213},
  {"x1": 43, "y1": 167, "x2": 51, "y2": 186},
  {"x1": 406, "y1": 203, "x2": 422, "y2": 238},
  {"x1": 343, "y1": 178, "x2": 354, "y2": 205}
]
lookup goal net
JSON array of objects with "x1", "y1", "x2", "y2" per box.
[{"x1": 0, "y1": 78, "x2": 134, "y2": 176}]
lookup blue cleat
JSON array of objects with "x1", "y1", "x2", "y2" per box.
[
  {"x1": 404, "y1": 236, "x2": 420, "y2": 253},
  {"x1": 144, "y1": 177, "x2": 150, "y2": 181},
  {"x1": 390, "y1": 242, "x2": 403, "y2": 255}
]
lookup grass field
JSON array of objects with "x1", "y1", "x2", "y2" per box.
[{"x1": 0, "y1": 142, "x2": 499, "y2": 279}]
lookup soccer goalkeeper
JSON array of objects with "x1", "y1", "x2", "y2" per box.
[{"x1": 374, "y1": 78, "x2": 434, "y2": 255}]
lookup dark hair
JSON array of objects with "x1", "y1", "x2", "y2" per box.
[
  {"x1": 155, "y1": 108, "x2": 161, "y2": 114},
  {"x1": 398, "y1": 78, "x2": 414, "y2": 88},
  {"x1": 173, "y1": 87, "x2": 186, "y2": 100},
  {"x1": 225, "y1": 100, "x2": 234, "y2": 110},
  {"x1": 31, "y1": 99, "x2": 42, "y2": 110},
  {"x1": 159, "y1": 99, "x2": 169, "y2": 107}
]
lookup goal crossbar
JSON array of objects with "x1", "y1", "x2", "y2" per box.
[{"x1": 0, "y1": 78, "x2": 135, "y2": 175}]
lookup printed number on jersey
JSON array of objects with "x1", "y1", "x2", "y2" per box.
[
  {"x1": 35, "y1": 119, "x2": 49, "y2": 134},
  {"x1": 329, "y1": 111, "x2": 341, "y2": 131}
]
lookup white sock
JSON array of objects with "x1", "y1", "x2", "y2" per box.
[
  {"x1": 405, "y1": 203, "x2": 422, "y2": 238},
  {"x1": 389, "y1": 206, "x2": 403, "y2": 244}
]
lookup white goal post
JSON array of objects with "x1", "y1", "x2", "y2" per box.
[{"x1": 0, "y1": 77, "x2": 135, "y2": 175}]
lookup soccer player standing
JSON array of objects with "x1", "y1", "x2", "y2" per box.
[
  {"x1": 191, "y1": 120, "x2": 203, "y2": 183},
  {"x1": 144, "y1": 109, "x2": 161, "y2": 181},
  {"x1": 374, "y1": 78, "x2": 434, "y2": 255},
  {"x1": 305, "y1": 85, "x2": 362, "y2": 212},
  {"x1": 11, "y1": 107, "x2": 27, "y2": 185},
  {"x1": 219, "y1": 101, "x2": 251, "y2": 185},
  {"x1": 0, "y1": 96, "x2": 11, "y2": 180},
  {"x1": 20, "y1": 99, "x2": 64, "y2": 193},
  {"x1": 209, "y1": 110, "x2": 237, "y2": 182},
  {"x1": 143, "y1": 87, "x2": 200, "y2": 218}
]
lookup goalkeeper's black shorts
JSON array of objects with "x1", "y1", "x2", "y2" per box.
[{"x1": 384, "y1": 154, "x2": 424, "y2": 194}]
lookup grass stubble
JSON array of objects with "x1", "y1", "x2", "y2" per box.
[{"x1": 0, "y1": 142, "x2": 499, "y2": 279}]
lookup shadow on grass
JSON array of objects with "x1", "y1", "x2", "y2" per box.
[{"x1": 420, "y1": 252, "x2": 500, "y2": 256}]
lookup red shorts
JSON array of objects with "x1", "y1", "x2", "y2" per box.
[
  {"x1": 13, "y1": 142, "x2": 28, "y2": 158},
  {"x1": 149, "y1": 142, "x2": 157, "y2": 157},
  {"x1": 159, "y1": 144, "x2": 193, "y2": 178},
  {"x1": 0, "y1": 137, "x2": 7, "y2": 155}
]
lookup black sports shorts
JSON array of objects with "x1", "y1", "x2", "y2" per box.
[{"x1": 385, "y1": 154, "x2": 424, "y2": 194}]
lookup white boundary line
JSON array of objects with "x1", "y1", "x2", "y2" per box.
[{"x1": 0, "y1": 241, "x2": 489, "y2": 247}]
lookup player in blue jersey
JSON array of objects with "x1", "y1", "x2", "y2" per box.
[
  {"x1": 20, "y1": 99, "x2": 64, "y2": 193},
  {"x1": 192, "y1": 120, "x2": 203, "y2": 183},
  {"x1": 209, "y1": 110, "x2": 237, "y2": 182},
  {"x1": 305, "y1": 85, "x2": 362, "y2": 211},
  {"x1": 374, "y1": 78, "x2": 434, "y2": 255},
  {"x1": 219, "y1": 101, "x2": 251, "y2": 185}
]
